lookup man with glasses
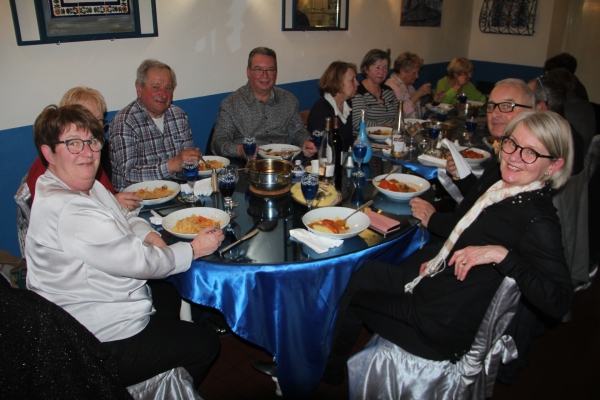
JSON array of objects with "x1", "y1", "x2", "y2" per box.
[
  {"x1": 211, "y1": 47, "x2": 316, "y2": 159},
  {"x1": 109, "y1": 59, "x2": 200, "y2": 192}
]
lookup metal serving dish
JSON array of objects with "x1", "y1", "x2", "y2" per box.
[
  {"x1": 246, "y1": 159, "x2": 294, "y2": 191},
  {"x1": 456, "y1": 102, "x2": 481, "y2": 118}
]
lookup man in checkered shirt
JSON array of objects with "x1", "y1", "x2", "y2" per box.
[{"x1": 109, "y1": 59, "x2": 201, "y2": 192}]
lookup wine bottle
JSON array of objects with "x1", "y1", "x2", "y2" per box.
[
  {"x1": 353, "y1": 109, "x2": 372, "y2": 163},
  {"x1": 392, "y1": 101, "x2": 405, "y2": 159},
  {"x1": 331, "y1": 117, "x2": 344, "y2": 190},
  {"x1": 318, "y1": 118, "x2": 335, "y2": 184}
]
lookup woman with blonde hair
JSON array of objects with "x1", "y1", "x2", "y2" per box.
[{"x1": 436, "y1": 57, "x2": 487, "y2": 105}]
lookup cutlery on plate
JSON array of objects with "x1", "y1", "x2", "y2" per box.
[
  {"x1": 343, "y1": 200, "x2": 374, "y2": 223},
  {"x1": 198, "y1": 155, "x2": 213, "y2": 169},
  {"x1": 374, "y1": 167, "x2": 399, "y2": 182},
  {"x1": 219, "y1": 229, "x2": 259, "y2": 256}
]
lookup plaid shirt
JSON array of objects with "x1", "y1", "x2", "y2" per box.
[{"x1": 109, "y1": 98, "x2": 194, "y2": 192}]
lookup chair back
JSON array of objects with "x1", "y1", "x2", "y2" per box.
[
  {"x1": 585, "y1": 134, "x2": 600, "y2": 179},
  {"x1": 14, "y1": 175, "x2": 31, "y2": 258},
  {"x1": 348, "y1": 277, "x2": 521, "y2": 400}
]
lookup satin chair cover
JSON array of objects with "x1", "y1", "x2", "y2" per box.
[
  {"x1": 169, "y1": 225, "x2": 426, "y2": 399},
  {"x1": 126, "y1": 367, "x2": 202, "y2": 400},
  {"x1": 14, "y1": 174, "x2": 31, "y2": 258},
  {"x1": 348, "y1": 277, "x2": 521, "y2": 400}
]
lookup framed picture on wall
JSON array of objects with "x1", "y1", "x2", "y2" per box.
[
  {"x1": 10, "y1": 0, "x2": 158, "y2": 46},
  {"x1": 282, "y1": 0, "x2": 349, "y2": 31},
  {"x1": 400, "y1": 0, "x2": 443, "y2": 27}
]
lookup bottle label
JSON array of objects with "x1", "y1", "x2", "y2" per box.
[{"x1": 393, "y1": 140, "x2": 405, "y2": 153}]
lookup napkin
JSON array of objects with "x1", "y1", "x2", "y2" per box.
[
  {"x1": 289, "y1": 228, "x2": 343, "y2": 254},
  {"x1": 441, "y1": 138, "x2": 472, "y2": 179},
  {"x1": 180, "y1": 177, "x2": 213, "y2": 197},
  {"x1": 149, "y1": 211, "x2": 162, "y2": 225}
]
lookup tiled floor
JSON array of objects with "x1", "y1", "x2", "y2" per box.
[{"x1": 197, "y1": 275, "x2": 600, "y2": 399}]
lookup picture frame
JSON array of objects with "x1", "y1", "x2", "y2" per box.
[
  {"x1": 282, "y1": 0, "x2": 349, "y2": 31},
  {"x1": 9, "y1": 0, "x2": 158, "y2": 46}
]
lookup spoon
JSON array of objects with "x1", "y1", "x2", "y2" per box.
[
  {"x1": 375, "y1": 167, "x2": 399, "y2": 183},
  {"x1": 343, "y1": 200, "x2": 373, "y2": 223},
  {"x1": 198, "y1": 155, "x2": 213, "y2": 169}
]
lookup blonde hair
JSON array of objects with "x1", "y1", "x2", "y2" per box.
[
  {"x1": 447, "y1": 58, "x2": 473, "y2": 77},
  {"x1": 393, "y1": 52, "x2": 424, "y2": 73},
  {"x1": 503, "y1": 110, "x2": 573, "y2": 189},
  {"x1": 59, "y1": 87, "x2": 107, "y2": 114}
]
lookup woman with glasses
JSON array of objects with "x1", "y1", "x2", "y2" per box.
[
  {"x1": 436, "y1": 58, "x2": 487, "y2": 105},
  {"x1": 351, "y1": 49, "x2": 399, "y2": 130},
  {"x1": 322, "y1": 111, "x2": 573, "y2": 386},
  {"x1": 26, "y1": 104, "x2": 224, "y2": 389},
  {"x1": 386, "y1": 51, "x2": 444, "y2": 119},
  {"x1": 26, "y1": 87, "x2": 142, "y2": 211}
]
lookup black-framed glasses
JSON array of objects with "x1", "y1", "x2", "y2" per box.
[
  {"x1": 500, "y1": 136, "x2": 554, "y2": 164},
  {"x1": 54, "y1": 138, "x2": 104, "y2": 154},
  {"x1": 250, "y1": 67, "x2": 277, "y2": 77},
  {"x1": 536, "y1": 76, "x2": 549, "y2": 103},
  {"x1": 485, "y1": 102, "x2": 533, "y2": 113}
]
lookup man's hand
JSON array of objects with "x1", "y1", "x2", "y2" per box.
[
  {"x1": 302, "y1": 140, "x2": 317, "y2": 157},
  {"x1": 116, "y1": 192, "x2": 143, "y2": 212},
  {"x1": 168, "y1": 148, "x2": 201, "y2": 174}
]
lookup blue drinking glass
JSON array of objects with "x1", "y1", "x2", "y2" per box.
[
  {"x1": 243, "y1": 137, "x2": 257, "y2": 162},
  {"x1": 301, "y1": 173, "x2": 319, "y2": 210},
  {"x1": 464, "y1": 117, "x2": 477, "y2": 147},
  {"x1": 182, "y1": 159, "x2": 199, "y2": 203},
  {"x1": 352, "y1": 140, "x2": 367, "y2": 179},
  {"x1": 312, "y1": 130, "x2": 324, "y2": 148}
]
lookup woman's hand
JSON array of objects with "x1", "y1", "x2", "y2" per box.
[
  {"x1": 433, "y1": 90, "x2": 446, "y2": 103},
  {"x1": 116, "y1": 192, "x2": 143, "y2": 212},
  {"x1": 409, "y1": 197, "x2": 436, "y2": 227},
  {"x1": 449, "y1": 245, "x2": 509, "y2": 281},
  {"x1": 446, "y1": 153, "x2": 458, "y2": 178},
  {"x1": 190, "y1": 226, "x2": 225, "y2": 259},
  {"x1": 414, "y1": 82, "x2": 432, "y2": 98}
]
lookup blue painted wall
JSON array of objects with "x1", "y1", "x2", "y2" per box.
[{"x1": 0, "y1": 62, "x2": 543, "y2": 257}]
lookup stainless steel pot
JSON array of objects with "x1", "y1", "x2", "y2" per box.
[{"x1": 246, "y1": 159, "x2": 294, "y2": 191}]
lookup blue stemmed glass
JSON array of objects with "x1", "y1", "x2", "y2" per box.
[
  {"x1": 218, "y1": 165, "x2": 239, "y2": 217},
  {"x1": 182, "y1": 159, "x2": 199, "y2": 203},
  {"x1": 300, "y1": 173, "x2": 319, "y2": 210},
  {"x1": 352, "y1": 139, "x2": 367, "y2": 179},
  {"x1": 312, "y1": 130, "x2": 324, "y2": 149},
  {"x1": 464, "y1": 117, "x2": 477, "y2": 147},
  {"x1": 243, "y1": 137, "x2": 257, "y2": 163},
  {"x1": 426, "y1": 125, "x2": 441, "y2": 156}
]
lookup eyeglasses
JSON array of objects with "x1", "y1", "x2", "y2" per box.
[
  {"x1": 536, "y1": 76, "x2": 549, "y2": 103},
  {"x1": 485, "y1": 102, "x2": 533, "y2": 113},
  {"x1": 250, "y1": 67, "x2": 277, "y2": 77},
  {"x1": 501, "y1": 136, "x2": 554, "y2": 164},
  {"x1": 54, "y1": 138, "x2": 104, "y2": 154}
]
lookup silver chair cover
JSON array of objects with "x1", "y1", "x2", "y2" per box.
[
  {"x1": 347, "y1": 277, "x2": 521, "y2": 400},
  {"x1": 126, "y1": 367, "x2": 202, "y2": 400},
  {"x1": 14, "y1": 175, "x2": 31, "y2": 258}
]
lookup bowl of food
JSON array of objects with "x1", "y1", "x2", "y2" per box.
[
  {"x1": 258, "y1": 144, "x2": 302, "y2": 159},
  {"x1": 302, "y1": 206, "x2": 370, "y2": 240},
  {"x1": 246, "y1": 158, "x2": 294, "y2": 191},
  {"x1": 123, "y1": 180, "x2": 180, "y2": 206},
  {"x1": 373, "y1": 173, "x2": 430, "y2": 201},
  {"x1": 198, "y1": 156, "x2": 230, "y2": 177},
  {"x1": 460, "y1": 148, "x2": 491, "y2": 166},
  {"x1": 291, "y1": 182, "x2": 341, "y2": 208},
  {"x1": 367, "y1": 126, "x2": 393, "y2": 141},
  {"x1": 162, "y1": 207, "x2": 229, "y2": 240}
]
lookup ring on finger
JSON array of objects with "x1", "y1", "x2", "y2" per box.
[{"x1": 461, "y1": 260, "x2": 467, "y2": 265}]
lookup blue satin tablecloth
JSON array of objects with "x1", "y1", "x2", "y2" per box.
[{"x1": 169, "y1": 224, "x2": 427, "y2": 399}]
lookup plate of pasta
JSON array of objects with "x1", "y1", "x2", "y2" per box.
[
  {"x1": 373, "y1": 174, "x2": 430, "y2": 201},
  {"x1": 198, "y1": 156, "x2": 230, "y2": 177},
  {"x1": 162, "y1": 207, "x2": 229, "y2": 239},
  {"x1": 123, "y1": 180, "x2": 180, "y2": 206}
]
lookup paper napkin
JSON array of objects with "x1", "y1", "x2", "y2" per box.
[
  {"x1": 441, "y1": 138, "x2": 472, "y2": 179},
  {"x1": 180, "y1": 177, "x2": 213, "y2": 197},
  {"x1": 289, "y1": 228, "x2": 343, "y2": 254}
]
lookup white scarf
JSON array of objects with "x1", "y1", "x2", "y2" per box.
[
  {"x1": 405, "y1": 179, "x2": 545, "y2": 293},
  {"x1": 324, "y1": 92, "x2": 351, "y2": 124}
]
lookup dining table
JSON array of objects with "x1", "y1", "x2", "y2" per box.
[{"x1": 144, "y1": 166, "x2": 432, "y2": 399}]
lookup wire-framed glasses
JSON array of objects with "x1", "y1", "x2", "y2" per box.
[{"x1": 250, "y1": 67, "x2": 277, "y2": 76}]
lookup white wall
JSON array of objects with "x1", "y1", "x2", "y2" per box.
[
  {"x1": 468, "y1": 0, "x2": 555, "y2": 66},
  {"x1": 0, "y1": 0, "x2": 472, "y2": 131}
]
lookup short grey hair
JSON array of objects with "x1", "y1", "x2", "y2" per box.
[
  {"x1": 135, "y1": 59, "x2": 177, "y2": 88},
  {"x1": 247, "y1": 47, "x2": 277, "y2": 68},
  {"x1": 494, "y1": 78, "x2": 535, "y2": 108},
  {"x1": 503, "y1": 110, "x2": 573, "y2": 189},
  {"x1": 528, "y1": 75, "x2": 566, "y2": 116}
]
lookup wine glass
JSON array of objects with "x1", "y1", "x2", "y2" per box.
[
  {"x1": 406, "y1": 122, "x2": 419, "y2": 152},
  {"x1": 300, "y1": 173, "x2": 319, "y2": 210},
  {"x1": 218, "y1": 165, "x2": 239, "y2": 218},
  {"x1": 352, "y1": 139, "x2": 368, "y2": 179},
  {"x1": 464, "y1": 117, "x2": 477, "y2": 147},
  {"x1": 182, "y1": 159, "x2": 199, "y2": 203},
  {"x1": 312, "y1": 130, "x2": 324, "y2": 148},
  {"x1": 243, "y1": 137, "x2": 257, "y2": 162},
  {"x1": 280, "y1": 147, "x2": 294, "y2": 162},
  {"x1": 426, "y1": 125, "x2": 441, "y2": 156}
]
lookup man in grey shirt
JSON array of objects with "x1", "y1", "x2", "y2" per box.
[{"x1": 211, "y1": 47, "x2": 317, "y2": 159}]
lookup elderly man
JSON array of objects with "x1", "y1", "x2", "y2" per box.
[
  {"x1": 411, "y1": 78, "x2": 535, "y2": 233},
  {"x1": 109, "y1": 59, "x2": 200, "y2": 192},
  {"x1": 211, "y1": 47, "x2": 317, "y2": 159}
]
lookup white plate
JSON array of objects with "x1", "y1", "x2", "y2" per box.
[
  {"x1": 366, "y1": 126, "x2": 392, "y2": 141},
  {"x1": 302, "y1": 207, "x2": 370, "y2": 240},
  {"x1": 162, "y1": 207, "x2": 230, "y2": 240},
  {"x1": 290, "y1": 182, "x2": 342, "y2": 208},
  {"x1": 425, "y1": 103, "x2": 454, "y2": 112},
  {"x1": 198, "y1": 156, "x2": 230, "y2": 177},
  {"x1": 462, "y1": 148, "x2": 491, "y2": 166},
  {"x1": 258, "y1": 144, "x2": 302, "y2": 159},
  {"x1": 467, "y1": 100, "x2": 484, "y2": 106},
  {"x1": 372, "y1": 173, "x2": 431, "y2": 201},
  {"x1": 405, "y1": 118, "x2": 428, "y2": 125},
  {"x1": 123, "y1": 180, "x2": 180, "y2": 206}
]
